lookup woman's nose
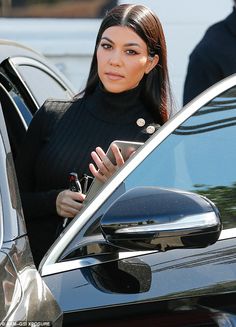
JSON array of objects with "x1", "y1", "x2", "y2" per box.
[{"x1": 109, "y1": 50, "x2": 122, "y2": 66}]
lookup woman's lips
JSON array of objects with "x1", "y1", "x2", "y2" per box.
[{"x1": 105, "y1": 72, "x2": 124, "y2": 80}]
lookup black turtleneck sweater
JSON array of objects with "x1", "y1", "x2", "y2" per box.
[{"x1": 15, "y1": 84, "x2": 157, "y2": 265}]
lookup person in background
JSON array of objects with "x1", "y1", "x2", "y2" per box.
[
  {"x1": 183, "y1": 0, "x2": 236, "y2": 105},
  {"x1": 15, "y1": 3, "x2": 173, "y2": 266}
]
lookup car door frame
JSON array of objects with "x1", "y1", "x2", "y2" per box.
[
  {"x1": 40, "y1": 73, "x2": 236, "y2": 277},
  {"x1": 1, "y1": 55, "x2": 76, "y2": 115},
  {"x1": 0, "y1": 99, "x2": 63, "y2": 323}
]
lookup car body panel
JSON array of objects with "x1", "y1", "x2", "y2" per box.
[
  {"x1": 43, "y1": 236, "x2": 236, "y2": 315},
  {"x1": 0, "y1": 239, "x2": 63, "y2": 324},
  {"x1": 0, "y1": 101, "x2": 63, "y2": 323}
]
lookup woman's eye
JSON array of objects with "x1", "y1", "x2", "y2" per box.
[
  {"x1": 100, "y1": 43, "x2": 112, "y2": 50},
  {"x1": 126, "y1": 49, "x2": 138, "y2": 55}
]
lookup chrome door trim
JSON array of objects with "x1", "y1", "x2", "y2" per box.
[
  {"x1": 41, "y1": 227, "x2": 236, "y2": 276},
  {"x1": 42, "y1": 250, "x2": 155, "y2": 276},
  {"x1": 219, "y1": 228, "x2": 236, "y2": 240}
]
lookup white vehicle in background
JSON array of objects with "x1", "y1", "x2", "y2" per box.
[{"x1": 0, "y1": 0, "x2": 232, "y2": 107}]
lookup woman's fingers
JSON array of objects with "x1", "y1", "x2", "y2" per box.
[
  {"x1": 110, "y1": 143, "x2": 125, "y2": 166},
  {"x1": 56, "y1": 190, "x2": 86, "y2": 217},
  {"x1": 90, "y1": 147, "x2": 116, "y2": 178},
  {"x1": 89, "y1": 163, "x2": 107, "y2": 182},
  {"x1": 91, "y1": 148, "x2": 111, "y2": 175},
  {"x1": 89, "y1": 145, "x2": 126, "y2": 182}
]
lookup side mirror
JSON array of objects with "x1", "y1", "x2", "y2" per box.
[{"x1": 100, "y1": 187, "x2": 222, "y2": 251}]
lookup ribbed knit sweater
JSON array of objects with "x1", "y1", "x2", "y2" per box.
[{"x1": 15, "y1": 83, "x2": 158, "y2": 265}]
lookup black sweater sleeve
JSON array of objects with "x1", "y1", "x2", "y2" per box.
[{"x1": 15, "y1": 101, "x2": 64, "y2": 220}]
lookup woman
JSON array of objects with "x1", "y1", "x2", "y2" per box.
[{"x1": 16, "y1": 3, "x2": 172, "y2": 266}]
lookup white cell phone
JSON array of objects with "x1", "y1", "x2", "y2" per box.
[{"x1": 106, "y1": 140, "x2": 144, "y2": 164}]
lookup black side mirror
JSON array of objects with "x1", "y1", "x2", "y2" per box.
[{"x1": 100, "y1": 187, "x2": 222, "y2": 251}]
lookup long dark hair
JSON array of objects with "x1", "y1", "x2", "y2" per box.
[{"x1": 78, "y1": 4, "x2": 172, "y2": 124}]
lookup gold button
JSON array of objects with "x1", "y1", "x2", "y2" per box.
[
  {"x1": 146, "y1": 125, "x2": 155, "y2": 134},
  {"x1": 136, "y1": 118, "x2": 145, "y2": 127}
]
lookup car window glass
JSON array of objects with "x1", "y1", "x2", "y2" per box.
[
  {"x1": 0, "y1": 69, "x2": 32, "y2": 125},
  {"x1": 124, "y1": 86, "x2": 236, "y2": 229},
  {"x1": 16, "y1": 64, "x2": 72, "y2": 107},
  {"x1": 0, "y1": 83, "x2": 28, "y2": 161},
  {"x1": 60, "y1": 85, "x2": 236, "y2": 261},
  {"x1": 10, "y1": 92, "x2": 32, "y2": 126},
  {"x1": 6, "y1": 57, "x2": 74, "y2": 108},
  {"x1": 0, "y1": 102, "x2": 28, "y2": 240}
]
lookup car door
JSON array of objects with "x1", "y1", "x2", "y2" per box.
[
  {"x1": 0, "y1": 51, "x2": 76, "y2": 124},
  {"x1": 2, "y1": 57, "x2": 75, "y2": 110},
  {"x1": 0, "y1": 46, "x2": 77, "y2": 156},
  {"x1": 0, "y1": 96, "x2": 63, "y2": 324},
  {"x1": 40, "y1": 74, "x2": 236, "y2": 326}
]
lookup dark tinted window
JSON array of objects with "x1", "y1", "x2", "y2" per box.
[
  {"x1": 124, "y1": 86, "x2": 236, "y2": 229},
  {"x1": 0, "y1": 69, "x2": 32, "y2": 125},
  {"x1": 9, "y1": 90, "x2": 32, "y2": 125}
]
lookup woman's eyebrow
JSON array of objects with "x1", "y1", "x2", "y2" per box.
[
  {"x1": 101, "y1": 37, "x2": 141, "y2": 48},
  {"x1": 124, "y1": 42, "x2": 141, "y2": 48},
  {"x1": 101, "y1": 36, "x2": 114, "y2": 43}
]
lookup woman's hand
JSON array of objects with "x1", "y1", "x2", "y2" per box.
[
  {"x1": 56, "y1": 190, "x2": 86, "y2": 218},
  {"x1": 89, "y1": 143, "x2": 124, "y2": 182}
]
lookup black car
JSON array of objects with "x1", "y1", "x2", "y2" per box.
[
  {"x1": 1, "y1": 39, "x2": 236, "y2": 326},
  {"x1": 0, "y1": 39, "x2": 76, "y2": 324}
]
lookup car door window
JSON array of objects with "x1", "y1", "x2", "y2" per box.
[
  {"x1": 5, "y1": 57, "x2": 75, "y2": 109},
  {"x1": 40, "y1": 81, "x2": 236, "y2": 327},
  {"x1": 0, "y1": 105, "x2": 23, "y2": 242},
  {"x1": 124, "y1": 86, "x2": 236, "y2": 230},
  {"x1": 56, "y1": 85, "x2": 236, "y2": 263},
  {"x1": 0, "y1": 69, "x2": 32, "y2": 125},
  {"x1": 75, "y1": 85, "x2": 236, "y2": 241},
  {"x1": 0, "y1": 83, "x2": 27, "y2": 160}
]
